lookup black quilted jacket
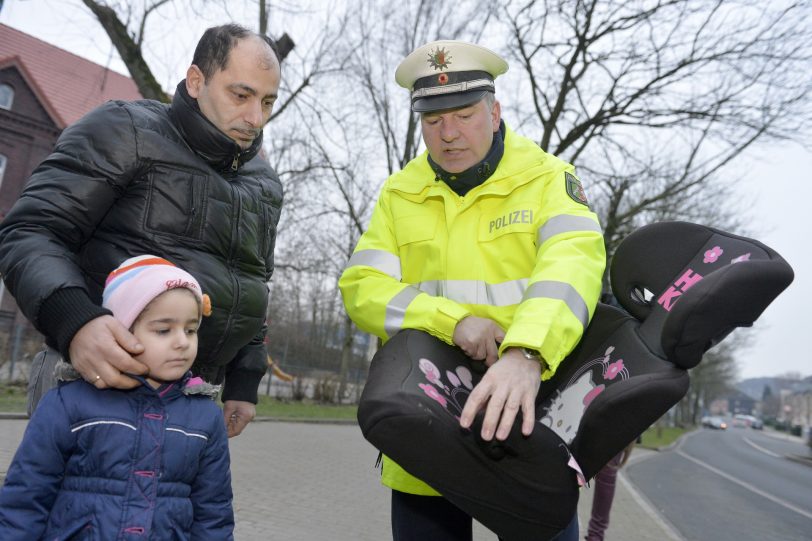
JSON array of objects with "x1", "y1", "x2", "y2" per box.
[{"x1": 0, "y1": 82, "x2": 283, "y2": 403}]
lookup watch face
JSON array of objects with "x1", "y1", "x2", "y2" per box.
[{"x1": 522, "y1": 348, "x2": 540, "y2": 361}]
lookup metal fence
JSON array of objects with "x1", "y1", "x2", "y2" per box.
[
  {"x1": 0, "y1": 313, "x2": 369, "y2": 404},
  {"x1": 0, "y1": 311, "x2": 46, "y2": 385},
  {"x1": 257, "y1": 362, "x2": 368, "y2": 404}
]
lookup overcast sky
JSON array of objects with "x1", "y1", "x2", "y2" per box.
[{"x1": 2, "y1": 0, "x2": 809, "y2": 381}]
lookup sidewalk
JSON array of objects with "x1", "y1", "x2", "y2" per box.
[
  {"x1": 760, "y1": 426, "x2": 812, "y2": 467},
  {"x1": 0, "y1": 417, "x2": 683, "y2": 540},
  {"x1": 573, "y1": 448, "x2": 684, "y2": 541}
]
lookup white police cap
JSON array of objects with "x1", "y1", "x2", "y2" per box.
[{"x1": 395, "y1": 40, "x2": 508, "y2": 113}]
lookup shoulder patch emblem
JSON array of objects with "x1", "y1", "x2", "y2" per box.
[{"x1": 565, "y1": 172, "x2": 588, "y2": 206}]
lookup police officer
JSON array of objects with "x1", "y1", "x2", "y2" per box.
[{"x1": 339, "y1": 40, "x2": 605, "y2": 540}]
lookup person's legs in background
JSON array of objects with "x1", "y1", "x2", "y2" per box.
[{"x1": 585, "y1": 452, "x2": 624, "y2": 541}]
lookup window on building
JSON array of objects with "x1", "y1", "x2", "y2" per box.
[
  {"x1": 0, "y1": 84, "x2": 13, "y2": 110},
  {"x1": 0, "y1": 154, "x2": 7, "y2": 307},
  {"x1": 0, "y1": 154, "x2": 6, "y2": 189}
]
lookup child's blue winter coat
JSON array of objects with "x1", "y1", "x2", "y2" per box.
[{"x1": 0, "y1": 374, "x2": 233, "y2": 540}]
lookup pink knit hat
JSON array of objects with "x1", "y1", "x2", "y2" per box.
[{"x1": 102, "y1": 255, "x2": 211, "y2": 329}]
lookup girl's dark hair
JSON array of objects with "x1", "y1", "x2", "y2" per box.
[{"x1": 192, "y1": 24, "x2": 280, "y2": 80}]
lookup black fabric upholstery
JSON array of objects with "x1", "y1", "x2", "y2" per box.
[
  {"x1": 356, "y1": 221, "x2": 793, "y2": 540},
  {"x1": 358, "y1": 330, "x2": 578, "y2": 539},
  {"x1": 536, "y1": 303, "x2": 690, "y2": 479}
]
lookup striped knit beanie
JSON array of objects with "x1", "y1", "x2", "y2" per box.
[{"x1": 102, "y1": 255, "x2": 211, "y2": 329}]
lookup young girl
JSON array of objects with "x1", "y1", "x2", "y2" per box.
[{"x1": 0, "y1": 255, "x2": 233, "y2": 540}]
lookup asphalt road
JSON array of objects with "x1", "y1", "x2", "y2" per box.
[{"x1": 626, "y1": 427, "x2": 812, "y2": 541}]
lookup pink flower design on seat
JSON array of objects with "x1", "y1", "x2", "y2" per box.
[
  {"x1": 605, "y1": 359, "x2": 625, "y2": 380},
  {"x1": 419, "y1": 383, "x2": 447, "y2": 408},
  {"x1": 418, "y1": 358, "x2": 442, "y2": 385},
  {"x1": 703, "y1": 246, "x2": 723, "y2": 263},
  {"x1": 455, "y1": 366, "x2": 473, "y2": 389}
]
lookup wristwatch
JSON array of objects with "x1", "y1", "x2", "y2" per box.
[
  {"x1": 519, "y1": 347, "x2": 548, "y2": 372},
  {"x1": 520, "y1": 347, "x2": 541, "y2": 362}
]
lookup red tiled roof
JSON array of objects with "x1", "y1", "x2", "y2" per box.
[{"x1": 0, "y1": 23, "x2": 142, "y2": 128}]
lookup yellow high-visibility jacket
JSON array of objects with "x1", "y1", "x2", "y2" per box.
[{"x1": 339, "y1": 125, "x2": 606, "y2": 495}]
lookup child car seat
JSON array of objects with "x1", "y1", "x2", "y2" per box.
[{"x1": 356, "y1": 221, "x2": 793, "y2": 540}]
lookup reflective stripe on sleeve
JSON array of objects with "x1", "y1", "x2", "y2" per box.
[
  {"x1": 384, "y1": 286, "x2": 422, "y2": 337},
  {"x1": 346, "y1": 249, "x2": 402, "y2": 280},
  {"x1": 537, "y1": 215, "x2": 603, "y2": 246},
  {"x1": 522, "y1": 280, "x2": 590, "y2": 328},
  {"x1": 416, "y1": 279, "x2": 528, "y2": 307}
]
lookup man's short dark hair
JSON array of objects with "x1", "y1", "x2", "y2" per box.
[{"x1": 192, "y1": 24, "x2": 281, "y2": 80}]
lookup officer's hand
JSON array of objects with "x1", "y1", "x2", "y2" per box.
[
  {"x1": 69, "y1": 315, "x2": 147, "y2": 389},
  {"x1": 452, "y1": 316, "x2": 506, "y2": 366},
  {"x1": 224, "y1": 400, "x2": 256, "y2": 438},
  {"x1": 459, "y1": 348, "x2": 541, "y2": 441}
]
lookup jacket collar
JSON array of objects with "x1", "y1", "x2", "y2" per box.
[
  {"x1": 169, "y1": 80, "x2": 263, "y2": 173},
  {"x1": 125, "y1": 371, "x2": 220, "y2": 398},
  {"x1": 56, "y1": 361, "x2": 219, "y2": 399},
  {"x1": 427, "y1": 121, "x2": 506, "y2": 196},
  {"x1": 389, "y1": 122, "x2": 545, "y2": 199}
]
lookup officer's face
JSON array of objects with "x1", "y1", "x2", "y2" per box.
[
  {"x1": 186, "y1": 37, "x2": 280, "y2": 149},
  {"x1": 420, "y1": 97, "x2": 501, "y2": 174}
]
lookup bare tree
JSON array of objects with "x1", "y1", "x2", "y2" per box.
[
  {"x1": 275, "y1": 103, "x2": 379, "y2": 398},
  {"x1": 498, "y1": 0, "x2": 810, "y2": 395},
  {"x1": 344, "y1": 0, "x2": 498, "y2": 173},
  {"x1": 81, "y1": 0, "x2": 171, "y2": 100},
  {"x1": 675, "y1": 337, "x2": 742, "y2": 425},
  {"x1": 81, "y1": 0, "x2": 298, "y2": 101},
  {"x1": 276, "y1": 0, "x2": 502, "y2": 395},
  {"x1": 500, "y1": 0, "x2": 811, "y2": 264}
]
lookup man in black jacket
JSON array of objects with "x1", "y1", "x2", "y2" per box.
[{"x1": 0, "y1": 24, "x2": 283, "y2": 437}]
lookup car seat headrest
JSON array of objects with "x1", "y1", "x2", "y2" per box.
[{"x1": 610, "y1": 221, "x2": 794, "y2": 368}]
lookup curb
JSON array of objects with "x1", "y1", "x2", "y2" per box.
[
  {"x1": 252, "y1": 416, "x2": 357, "y2": 425},
  {"x1": 785, "y1": 454, "x2": 812, "y2": 468},
  {"x1": 0, "y1": 412, "x2": 359, "y2": 425},
  {"x1": 762, "y1": 427, "x2": 807, "y2": 445},
  {"x1": 617, "y1": 469, "x2": 686, "y2": 541}
]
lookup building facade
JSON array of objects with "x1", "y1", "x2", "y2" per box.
[{"x1": 0, "y1": 24, "x2": 142, "y2": 377}]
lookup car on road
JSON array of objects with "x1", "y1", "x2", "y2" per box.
[
  {"x1": 733, "y1": 414, "x2": 763, "y2": 429},
  {"x1": 701, "y1": 416, "x2": 728, "y2": 430}
]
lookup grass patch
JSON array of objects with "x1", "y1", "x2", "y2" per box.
[
  {"x1": 255, "y1": 396, "x2": 357, "y2": 420},
  {"x1": 639, "y1": 425, "x2": 688, "y2": 449},
  {"x1": 0, "y1": 385, "x2": 27, "y2": 413},
  {"x1": 0, "y1": 384, "x2": 357, "y2": 420}
]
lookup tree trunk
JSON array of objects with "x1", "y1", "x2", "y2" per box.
[
  {"x1": 82, "y1": 0, "x2": 169, "y2": 102},
  {"x1": 259, "y1": 0, "x2": 268, "y2": 36}
]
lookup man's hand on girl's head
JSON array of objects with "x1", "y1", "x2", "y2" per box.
[{"x1": 69, "y1": 315, "x2": 147, "y2": 389}]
